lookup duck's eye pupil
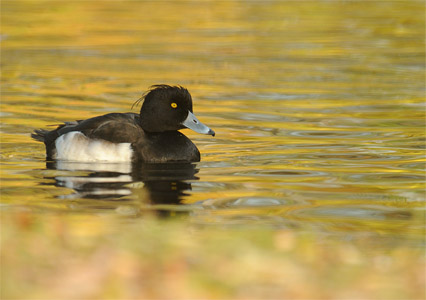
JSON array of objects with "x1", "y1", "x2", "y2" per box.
[{"x1": 171, "y1": 102, "x2": 178, "y2": 108}]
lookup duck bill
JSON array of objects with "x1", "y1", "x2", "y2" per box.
[{"x1": 182, "y1": 111, "x2": 215, "y2": 136}]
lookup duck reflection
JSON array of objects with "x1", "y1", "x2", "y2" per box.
[{"x1": 45, "y1": 160, "x2": 199, "y2": 205}]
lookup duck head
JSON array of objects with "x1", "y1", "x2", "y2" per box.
[{"x1": 137, "y1": 85, "x2": 215, "y2": 136}]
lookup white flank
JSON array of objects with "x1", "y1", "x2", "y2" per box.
[{"x1": 55, "y1": 131, "x2": 133, "y2": 162}]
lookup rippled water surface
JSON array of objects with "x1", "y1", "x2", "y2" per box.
[{"x1": 1, "y1": 1, "x2": 425, "y2": 241}]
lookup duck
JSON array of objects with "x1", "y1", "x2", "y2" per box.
[{"x1": 31, "y1": 85, "x2": 215, "y2": 163}]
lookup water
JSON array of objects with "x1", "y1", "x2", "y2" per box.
[
  {"x1": 1, "y1": 1, "x2": 425, "y2": 239},
  {"x1": 1, "y1": 1, "x2": 425, "y2": 298}
]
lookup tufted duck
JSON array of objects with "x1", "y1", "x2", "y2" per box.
[{"x1": 32, "y1": 85, "x2": 215, "y2": 163}]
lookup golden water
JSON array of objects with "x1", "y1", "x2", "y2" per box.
[{"x1": 1, "y1": 1, "x2": 425, "y2": 242}]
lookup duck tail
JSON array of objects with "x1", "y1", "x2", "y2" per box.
[{"x1": 31, "y1": 129, "x2": 49, "y2": 142}]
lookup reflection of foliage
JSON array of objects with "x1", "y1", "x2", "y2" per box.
[
  {"x1": 1, "y1": 1, "x2": 425, "y2": 299},
  {"x1": 1, "y1": 212, "x2": 425, "y2": 299}
]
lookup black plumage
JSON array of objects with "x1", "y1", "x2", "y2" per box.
[{"x1": 32, "y1": 85, "x2": 215, "y2": 163}]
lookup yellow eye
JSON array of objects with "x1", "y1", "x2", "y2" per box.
[{"x1": 171, "y1": 102, "x2": 178, "y2": 108}]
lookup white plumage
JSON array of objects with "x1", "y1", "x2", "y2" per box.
[{"x1": 54, "y1": 131, "x2": 133, "y2": 162}]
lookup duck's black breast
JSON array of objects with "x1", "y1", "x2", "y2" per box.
[{"x1": 132, "y1": 131, "x2": 201, "y2": 163}]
